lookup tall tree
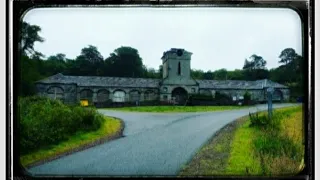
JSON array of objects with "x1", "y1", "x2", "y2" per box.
[
  {"x1": 20, "y1": 21, "x2": 44, "y2": 56},
  {"x1": 243, "y1": 54, "x2": 266, "y2": 70},
  {"x1": 19, "y1": 22, "x2": 45, "y2": 96},
  {"x1": 77, "y1": 45, "x2": 104, "y2": 64},
  {"x1": 242, "y1": 54, "x2": 268, "y2": 80},
  {"x1": 278, "y1": 48, "x2": 297, "y2": 65},
  {"x1": 105, "y1": 46, "x2": 144, "y2": 77},
  {"x1": 44, "y1": 53, "x2": 68, "y2": 75}
]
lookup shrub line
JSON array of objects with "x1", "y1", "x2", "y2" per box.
[
  {"x1": 179, "y1": 105, "x2": 303, "y2": 176},
  {"x1": 24, "y1": 117, "x2": 125, "y2": 169}
]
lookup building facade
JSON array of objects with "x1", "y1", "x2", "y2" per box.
[{"x1": 35, "y1": 48, "x2": 290, "y2": 105}]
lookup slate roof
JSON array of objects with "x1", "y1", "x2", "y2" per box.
[
  {"x1": 36, "y1": 73, "x2": 288, "y2": 89},
  {"x1": 196, "y1": 79, "x2": 288, "y2": 90},
  {"x1": 36, "y1": 73, "x2": 161, "y2": 88}
]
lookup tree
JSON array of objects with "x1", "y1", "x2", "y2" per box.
[
  {"x1": 227, "y1": 69, "x2": 245, "y2": 80},
  {"x1": 105, "y1": 46, "x2": 144, "y2": 77},
  {"x1": 47, "y1": 53, "x2": 66, "y2": 62},
  {"x1": 30, "y1": 51, "x2": 45, "y2": 61},
  {"x1": 19, "y1": 55, "x2": 44, "y2": 96},
  {"x1": 44, "y1": 53, "x2": 68, "y2": 75},
  {"x1": 242, "y1": 54, "x2": 268, "y2": 80},
  {"x1": 77, "y1": 45, "x2": 104, "y2": 64},
  {"x1": 144, "y1": 67, "x2": 158, "y2": 79},
  {"x1": 20, "y1": 21, "x2": 44, "y2": 56},
  {"x1": 191, "y1": 69, "x2": 204, "y2": 79},
  {"x1": 19, "y1": 22, "x2": 46, "y2": 96},
  {"x1": 278, "y1": 48, "x2": 297, "y2": 65},
  {"x1": 203, "y1": 70, "x2": 214, "y2": 80},
  {"x1": 213, "y1": 68, "x2": 228, "y2": 80},
  {"x1": 243, "y1": 54, "x2": 266, "y2": 70},
  {"x1": 71, "y1": 46, "x2": 105, "y2": 76}
]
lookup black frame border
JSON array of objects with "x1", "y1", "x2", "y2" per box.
[{"x1": 8, "y1": 0, "x2": 314, "y2": 180}]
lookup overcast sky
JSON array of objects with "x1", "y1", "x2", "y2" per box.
[{"x1": 23, "y1": 7, "x2": 302, "y2": 71}]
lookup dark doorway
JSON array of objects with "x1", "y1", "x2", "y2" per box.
[
  {"x1": 172, "y1": 87, "x2": 188, "y2": 105},
  {"x1": 273, "y1": 89, "x2": 284, "y2": 102}
]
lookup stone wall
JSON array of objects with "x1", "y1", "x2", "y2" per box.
[
  {"x1": 198, "y1": 88, "x2": 290, "y2": 102},
  {"x1": 36, "y1": 83, "x2": 160, "y2": 104},
  {"x1": 36, "y1": 82, "x2": 290, "y2": 105},
  {"x1": 36, "y1": 83, "x2": 77, "y2": 104},
  {"x1": 159, "y1": 85, "x2": 199, "y2": 101}
]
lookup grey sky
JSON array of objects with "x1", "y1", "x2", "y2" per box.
[{"x1": 23, "y1": 7, "x2": 302, "y2": 71}]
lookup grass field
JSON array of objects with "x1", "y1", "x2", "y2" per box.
[
  {"x1": 180, "y1": 105, "x2": 304, "y2": 176},
  {"x1": 20, "y1": 116, "x2": 122, "y2": 168},
  {"x1": 102, "y1": 105, "x2": 247, "y2": 112}
]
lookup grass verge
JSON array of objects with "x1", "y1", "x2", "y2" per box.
[
  {"x1": 179, "y1": 116, "x2": 248, "y2": 176},
  {"x1": 20, "y1": 116, "x2": 123, "y2": 169},
  {"x1": 102, "y1": 105, "x2": 247, "y2": 112},
  {"x1": 179, "y1": 105, "x2": 304, "y2": 176}
]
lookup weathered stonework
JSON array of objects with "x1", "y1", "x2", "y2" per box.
[{"x1": 36, "y1": 48, "x2": 290, "y2": 105}]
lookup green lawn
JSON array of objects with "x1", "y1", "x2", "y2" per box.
[
  {"x1": 102, "y1": 105, "x2": 247, "y2": 112},
  {"x1": 180, "y1": 105, "x2": 304, "y2": 176},
  {"x1": 20, "y1": 116, "x2": 122, "y2": 168}
]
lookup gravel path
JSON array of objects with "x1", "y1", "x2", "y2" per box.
[{"x1": 27, "y1": 103, "x2": 298, "y2": 176}]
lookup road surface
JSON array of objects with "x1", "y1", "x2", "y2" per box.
[{"x1": 27, "y1": 103, "x2": 298, "y2": 176}]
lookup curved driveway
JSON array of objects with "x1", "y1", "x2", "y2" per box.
[{"x1": 28, "y1": 103, "x2": 298, "y2": 176}]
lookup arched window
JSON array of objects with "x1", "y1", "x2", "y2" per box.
[
  {"x1": 47, "y1": 86, "x2": 64, "y2": 101},
  {"x1": 80, "y1": 89, "x2": 93, "y2": 103},
  {"x1": 113, "y1": 90, "x2": 126, "y2": 102},
  {"x1": 97, "y1": 89, "x2": 110, "y2": 102},
  {"x1": 144, "y1": 90, "x2": 155, "y2": 101},
  {"x1": 178, "y1": 62, "x2": 181, "y2": 75},
  {"x1": 129, "y1": 90, "x2": 140, "y2": 102}
]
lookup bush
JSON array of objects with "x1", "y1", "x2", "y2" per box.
[
  {"x1": 254, "y1": 132, "x2": 300, "y2": 158},
  {"x1": 249, "y1": 111, "x2": 281, "y2": 130},
  {"x1": 19, "y1": 96, "x2": 104, "y2": 155},
  {"x1": 249, "y1": 112, "x2": 269, "y2": 127}
]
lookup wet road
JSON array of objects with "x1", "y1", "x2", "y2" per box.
[{"x1": 27, "y1": 103, "x2": 298, "y2": 176}]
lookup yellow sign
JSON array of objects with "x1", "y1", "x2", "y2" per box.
[{"x1": 80, "y1": 100, "x2": 89, "y2": 107}]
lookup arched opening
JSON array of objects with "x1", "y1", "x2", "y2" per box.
[
  {"x1": 129, "y1": 90, "x2": 140, "y2": 102},
  {"x1": 47, "y1": 86, "x2": 64, "y2": 101},
  {"x1": 273, "y1": 89, "x2": 284, "y2": 102},
  {"x1": 97, "y1": 89, "x2": 110, "y2": 102},
  {"x1": 172, "y1": 87, "x2": 188, "y2": 105},
  {"x1": 113, "y1": 90, "x2": 126, "y2": 102},
  {"x1": 178, "y1": 62, "x2": 181, "y2": 75},
  {"x1": 80, "y1": 89, "x2": 93, "y2": 104},
  {"x1": 144, "y1": 90, "x2": 155, "y2": 101}
]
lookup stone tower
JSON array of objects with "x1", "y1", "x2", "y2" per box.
[
  {"x1": 159, "y1": 48, "x2": 199, "y2": 102},
  {"x1": 161, "y1": 48, "x2": 194, "y2": 84}
]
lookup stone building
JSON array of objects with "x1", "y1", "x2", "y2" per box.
[{"x1": 35, "y1": 48, "x2": 290, "y2": 105}]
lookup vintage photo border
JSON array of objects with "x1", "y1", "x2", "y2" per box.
[{"x1": 7, "y1": 0, "x2": 314, "y2": 179}]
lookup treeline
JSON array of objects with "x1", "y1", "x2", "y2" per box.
[{"x1": 20, "y1": 22, "x2": 304, "y2": 100}]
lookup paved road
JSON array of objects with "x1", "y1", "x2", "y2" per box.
[{"x1": 27, "y1": 103, "x2": 298, "y2": 176}]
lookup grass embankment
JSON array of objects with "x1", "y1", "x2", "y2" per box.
[
  {"x1": 19, "y1": 96, "x2": 123, "y2": 168},
  {"x1": 180, "y1": 105, "x2": 304, "y2": 176},
  {"x1": 103, "y1": 105, "x2": 246, "y2": 112}
]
